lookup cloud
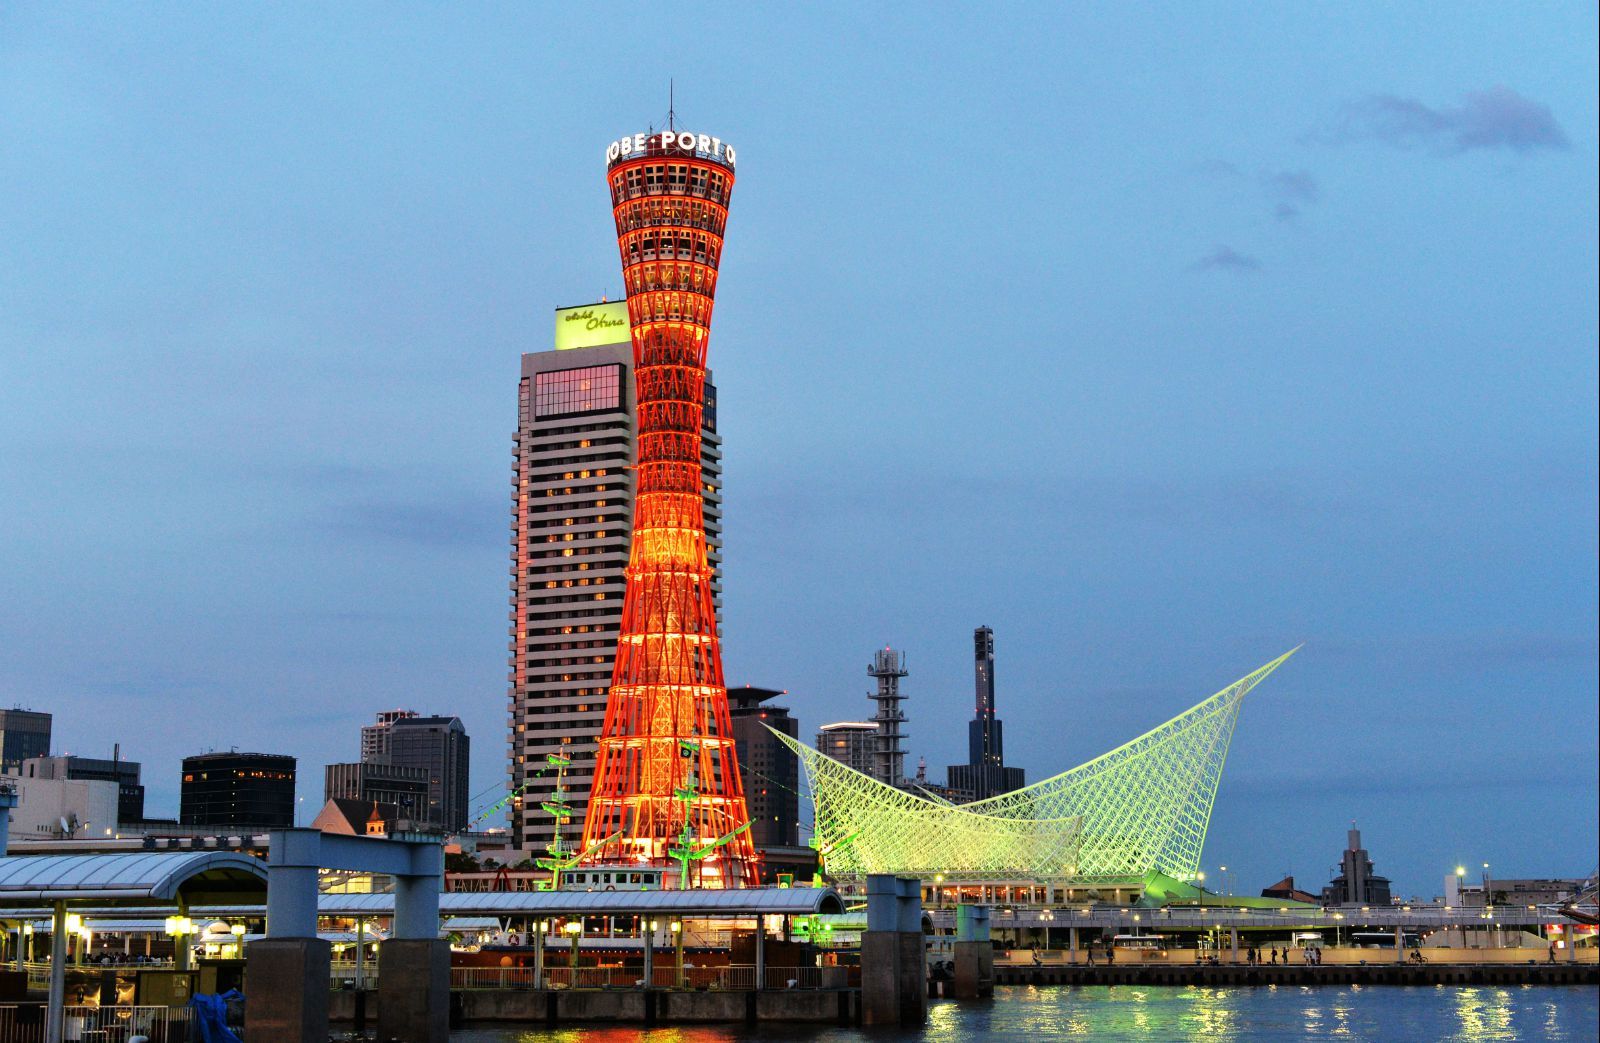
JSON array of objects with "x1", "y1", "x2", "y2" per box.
[
  {"x1": 1192, "y1": 245, "x2": 1260, "y2": 272},
  {"x1": 1325, "y1": 86, "x2": 1569, "y2": 154},
  {"x1": 1200, "y1": 162, "x2": 1319, "y2": 220}
]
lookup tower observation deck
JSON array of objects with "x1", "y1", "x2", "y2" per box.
[{"x1": 581, "y1": 128, "x2": 757, "y2": 887}]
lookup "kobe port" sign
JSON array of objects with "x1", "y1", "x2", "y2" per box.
[{"x1": 606, "y1": 131, "x2": 736, "y2": 167}]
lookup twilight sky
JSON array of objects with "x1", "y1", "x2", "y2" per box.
[{"x1": 2, "y1": 3, "x2": 1595, "y2": 896}]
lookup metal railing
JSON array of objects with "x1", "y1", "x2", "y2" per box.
[
  {"x1": 329, "y1": 961, "x2": 377, "y2": 988},
  {"x1": 19, "y1": 960, "x2": 175, "y2": 992},
  {"x1": 453, "y1": 967, "x2": 539, "y2": 990},
  {"x1": 0, "y1": 1005, "x2": 190, "y2": 1043}
]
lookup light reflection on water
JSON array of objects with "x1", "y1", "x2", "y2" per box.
[{"x1": 448, "y1": 984, "x2": 1599, "y2": 1042}]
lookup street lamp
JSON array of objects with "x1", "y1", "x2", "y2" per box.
[
  {"x1": 66, "y1": 914, "x2": 83, "y2": 966},
  {"x1": 563, "y1": 920, "x2": 583, "y2": 972},
  {"x1": 165, "y1": 916, "x2": 194, "y2": 971}
]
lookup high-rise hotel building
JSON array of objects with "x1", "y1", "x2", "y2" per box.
[{"x1": 508, "y1": 301, "x2": 722, "y2": 850}]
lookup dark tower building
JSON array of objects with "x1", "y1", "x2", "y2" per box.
[
  {"x1": 0, "y1": 709, "x2": 52, "y2": 773},
  {"x1": 324, "y1": 761, "x2": 431, "y2": 825},
  {"x1": 180, "y1": 751, "x2": 296, "y2": 828},
  {"x1": 727, "y1": 686, "x2": 799, "y2": 849},
  {"x1": 386, "y1": 716, "x2": 471, "y2": 833},
  {"x1": 1321, "y1": 825, "x2": 1393, "y2": 906},
  {"x1": 947, "y1": 626, "x2": 1025, "y2": 801}
]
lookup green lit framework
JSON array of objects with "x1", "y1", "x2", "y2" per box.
[{"x1": 778, "y1": 649, "x2": 1296, "y2": 882}]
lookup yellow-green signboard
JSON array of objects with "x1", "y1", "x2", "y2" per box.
[{"x1": 554, "y1": 301, "x2": 630, "y2": 351}]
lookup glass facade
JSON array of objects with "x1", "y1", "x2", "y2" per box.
[{"x1": 535, "y1": 364, "x2": 623, "y2": 419}]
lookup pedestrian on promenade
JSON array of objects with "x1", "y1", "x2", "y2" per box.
[{"x1": 1548, "y1": 942, "x2": 1557, "y2": 963}]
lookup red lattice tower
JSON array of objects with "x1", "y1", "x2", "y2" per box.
[{"x1": 580, "y1": 129, "x2": 757, "y2": 887}]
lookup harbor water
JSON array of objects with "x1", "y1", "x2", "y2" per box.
[{"x1": 449, "y1": 983, "x2": 1600, "y2": 1042}]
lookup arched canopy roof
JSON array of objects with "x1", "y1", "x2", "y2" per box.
[{"x1": 0, "y1": 852, "x2": 268, "y2": 908}]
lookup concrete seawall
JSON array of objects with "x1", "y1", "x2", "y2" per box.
[
  {"x1": 988, "y1": 963, "x2": 1599, "y2": 988},
  {"x1": 330, "y1": 988, "x2": 861, "y2": 1026}
]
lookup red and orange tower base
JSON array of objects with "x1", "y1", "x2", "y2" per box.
[{"x1": 580, "y1": 128, "x2": 757, "y2": 887}]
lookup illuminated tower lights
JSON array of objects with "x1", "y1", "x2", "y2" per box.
[{"x1": 580, "y1": 127, "x2": 757, "y2": 887}]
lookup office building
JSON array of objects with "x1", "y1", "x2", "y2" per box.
[
  {"x1": 324, "y1": 760, "x2": 430, "y2": 824},
  {"x1": 946, "y1": 626, "x2": 1026, "y2": 801},
  {"x1": 817, "y1": 722, "x2": 878, "y2": 777},
  {"x1": 361, "y1": 709, "x2": 418, "y2": 761},
  {"x1": 508, "y1": 300, "x2": 723, "y2": 852},
  {"x1": 179, "y1": 751, "x2": 296, "y2": 828},
  {"x1": 387, "y1": 715, "x2": 470, "y2": 833},
  {"x1": 0, "y1": 709, "x2": 52, "y2": 773},
  {"x1": 728, "y1": 686, "x2": 799, "y2": 849},
  {"x1": 21, "y1": 752, "x2": 144, "y2": 824}
]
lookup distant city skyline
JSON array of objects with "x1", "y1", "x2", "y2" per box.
[{"x1": 1, "y1": 4, "x2": 1594, "y2": 894}]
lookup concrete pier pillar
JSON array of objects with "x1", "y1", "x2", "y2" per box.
[
  {"x1": 951, "y1": 905, "x2": 993, "y2": 1000},
  {"x1": 861, "y1": 931, "x2": 899, "y2": 1024},
  {"x1": 1230, "y1": 927, "x2": 1239, "y2": 963},
  {"x1": 377, "y1": 939, "x2": 450, "y2": 1043},
  {"x1": 244, "y1": 938, "x2": 330, "y2": 1043},
  {"x1": 393, "y1": 872, "x2": 441, "y2": 940},
  {"x1": 1394, "y1": 926, "x2": 1404, "y2": 963},
  {"x1": 862, "y1": 875, "x2": 927, "y2": 1026},
  {"x1": 754, "y1": 920, "x2": 766, "y2": 990},
  {"x1": 1069, "y1": 926, "x2": 1078, "y2": 965}
]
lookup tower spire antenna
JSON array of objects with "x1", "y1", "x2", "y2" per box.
[{"x1": 668, "y1": 78, "x2": 676, "y2": 131}]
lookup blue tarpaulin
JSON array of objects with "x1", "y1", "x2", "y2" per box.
[{"x1": 188, "y1": 990, "x2": 243, "y2": 1043}]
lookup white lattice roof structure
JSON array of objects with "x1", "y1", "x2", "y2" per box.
[{"x1": 782, "y1": 649, "x2": 1298, "y2": 882}]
